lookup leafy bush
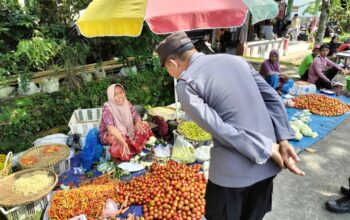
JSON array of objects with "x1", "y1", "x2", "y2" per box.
[
  {"x1": 15, "y1": 37, "x2": 61, "y2": 71},
  {"x1": 0, "y1": 65, "x2": 174, "y2": 154}
]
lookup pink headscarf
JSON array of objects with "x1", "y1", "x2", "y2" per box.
[
  {"x1": 104, "y1": 84, "x2": 134, "y2": 135},
  {"x1": 260, "y1": 49, "x2": 281, "y2": 76}
]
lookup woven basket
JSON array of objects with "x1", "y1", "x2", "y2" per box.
[
  {"x1": 0, "y1": 169, "x2": 57, "y2": 207},
  {"x1": 0, "y1": 152, "x2": 13, "y2": 178},
  {"x1": 18, "y1": 144, "x2": 70, "y2": 170}
]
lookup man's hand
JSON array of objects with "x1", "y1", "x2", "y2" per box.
[
  {"x1": 271, "y1": 143, "x2": 284, "y2": 168},
  {"x1": 279, "y1": 140, "x2": 305, "y2": 176}
]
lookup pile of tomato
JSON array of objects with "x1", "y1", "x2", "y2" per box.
[
  {"x1": 116, "y1": 161, "x2": 207, "y2": 220},
  {"x1": 293, "y1": 94, "x2": 350, "y2": 116}
]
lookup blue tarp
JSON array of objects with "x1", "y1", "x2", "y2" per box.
[{"x1": 288, "y1": 94, "x2": 350, "y2": 151}]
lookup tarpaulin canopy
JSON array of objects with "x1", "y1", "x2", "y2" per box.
[{"x1": 76, "y1": 0, "x2": 279, "y2": 37}]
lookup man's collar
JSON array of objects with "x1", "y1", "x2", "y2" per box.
[{"x1": 179, "y1": 52, "x2": 204, "y2": 79}]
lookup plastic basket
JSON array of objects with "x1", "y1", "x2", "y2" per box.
[
  {"x1": 0, "y1": 194, "x2": 50, "y2": 220},
  {"x1": 50, "y1": 157, "x2": 70, "y2": 176},
  {"x1": 68, "y1": 108, "x2": 102, "y2": 135}
]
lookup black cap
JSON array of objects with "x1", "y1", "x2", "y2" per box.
[{"x1": 155, "y1": 32, "x2": 194, "y2": 66}]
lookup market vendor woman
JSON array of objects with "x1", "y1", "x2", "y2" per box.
[
  {"x1": 259, "y1": 49, "x2": 289, "y2": 93},
  {"x1": 99, "y1": 84, "x2": 153, "y2": 162}
]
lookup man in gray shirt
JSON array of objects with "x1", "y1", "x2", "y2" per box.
[{"x1": 156, "y1": 32, "x2": 305, "y2": 220}]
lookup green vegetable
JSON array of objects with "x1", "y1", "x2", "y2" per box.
[
  {"x1": 84, "y1": 171, "x2": 94, "y2": 178},
  {"x1": 178, "y1": 121, "x2": 211, "y2": 142}
]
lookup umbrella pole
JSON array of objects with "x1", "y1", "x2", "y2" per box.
[{"x1": 174, "y1": 78, "x2": 179, "y2": 121}]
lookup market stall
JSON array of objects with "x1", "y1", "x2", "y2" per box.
[{"x1": 0, "y1": 105, "x2": 214, "y2": 220}]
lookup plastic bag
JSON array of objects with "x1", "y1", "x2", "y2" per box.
[
  {"x1": 101, "y1": 199, "x2": 120, "y2": 219},
  {"x1": 18, "y1": 77, "x2": 41, "y2": 96},
  {"x1": 67, "y1": 134, "x2": 81, "y2": 149},
  {"x1": 40, "y1": 78, "x2": 59, "y2": 93},
  {"x1": 281, "y1": 79, "x2": 294, "y2": 93},
  {"x1": 154, "y1": 144, "x2": 171, "y2": 158},
  {"x1": 171, "y1": 136, "x2": 196, "y2": 164},
  {"x1": 69, "y1": 214, "x2": 88, "y2": 220},
  {"x1": 81, "y1": 128, "x2": 103, "y2": 170},
  {"x1": 34, "y1": 133, "x2": 68, "y2": 146},
  {"x1": 195, "y1": 144, "x2": 212, "y2": 162}
]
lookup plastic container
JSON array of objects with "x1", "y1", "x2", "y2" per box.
[
  {"x1": 51, "y1": 157, "x2": 71, "y2": 176},
  {"x1": 346, "y1": 76, "x2": 350, "y2": 91},
  {"x1": 68, "y1": 108, "x2": 102, "y2": 135},
  {"x1": 0, "y1": 194, "x2": 51, "y2": 220}
]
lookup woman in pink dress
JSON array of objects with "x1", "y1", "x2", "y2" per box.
[{"x1": 99, "y1": 84, "x2": 153, "y2": 162}]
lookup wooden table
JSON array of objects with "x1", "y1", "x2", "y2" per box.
[{"x1": 336, "y1": 52, "x2": 350, "y2": 67}]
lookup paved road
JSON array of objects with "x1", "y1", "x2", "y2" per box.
[{"x1": 264, "y1": 116, "x2": 350, "y2": 220}]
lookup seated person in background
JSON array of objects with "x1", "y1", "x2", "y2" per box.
[
  {"x1": 261, "y1": 20, "x2": 276, "y2": 40},
  {"x1": 99, "y1": 84, "x2": 153, "y2": 162},
  {"x1": 298, "y1": 44, "x2": 321, "y2": 80},
  {"x1": 308, "y1": 44, "x2": 346, "y2": 89},
  {"x1": 328, "y1": 35, "x2": 340, "y2": 59},
  {"x1": 337, "y1": 38, "x2": 350, "y2": 52},
  {"x1": 260, "y1": 49, "x2": 289, "y2": 93}
]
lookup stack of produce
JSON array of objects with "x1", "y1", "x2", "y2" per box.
[
  {"x1": 12, "y1": 170, "x2": 54, "y2": 196},
  {"x1": 292, "y1": 94, "x2": 350, "y2": 116},
  {"x1": 49, "y1": 162, "x2": 206, "y2": 220},
  {"x1": 49, "y1": 176, "x2": 120, "y2": 219},
  {"x1": 177, "y1": 121, "x2": 211, "y2": 142},
  {"x1": 117, "y1": 161, "x2": 206, "y2": 220},
  {"x1": 289, "y1": 110, "x2": 318, "y2": 141}
]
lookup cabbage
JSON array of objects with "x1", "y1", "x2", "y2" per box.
[
  {"x1": 295, "y1": 130, "x2": 303, "y2": 141},
  {"x1": 290, "y1": 119, "x2": 317, "y2": 141},
  {"x1": 301, "y1": 126, "x2": 313, "y2": 137}
]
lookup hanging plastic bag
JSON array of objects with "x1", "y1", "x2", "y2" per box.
[
  {"x1": 171, "y1": 136, "x2": 196, "y2": 164},
  {"x1": 81, "y1": 128, "x2": 103, "y2": 170},
  {"x1": 101, "y1": 199, "x2": 120, "y2": 219}
]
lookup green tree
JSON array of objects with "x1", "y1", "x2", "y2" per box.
[{"x1": 316, "y1": 0, "x2": 330, "y2": 44}]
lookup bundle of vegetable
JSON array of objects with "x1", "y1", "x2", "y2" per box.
[
  {"x1": 290, "y1": 120, "x2": 318, "y2": 141},
  {"x1": 49, "y1": 176, "x2": 120, "y2": 219},
  {"x1": 177, "y1": 121, "x2": 211, "y2": 142},
  {"x1": 293, "y1": 94, "x2": 350, "y2": 116}
]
